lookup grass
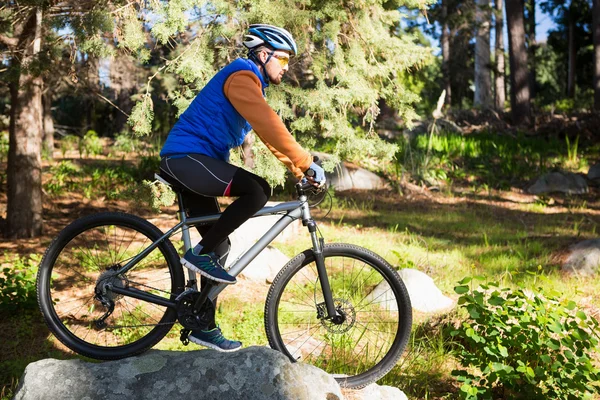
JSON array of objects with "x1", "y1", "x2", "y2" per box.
[{"x1": 2, "y1": 131, "x2": 600, "y2": 399}]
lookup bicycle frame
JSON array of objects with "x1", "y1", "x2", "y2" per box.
[{"x1": 109, "y1": 184, "x2": 339, "y2": 319}]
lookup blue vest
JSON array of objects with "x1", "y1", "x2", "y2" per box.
[{"x1": 160, "y1": 58, "x2": 267, "y2": 161}]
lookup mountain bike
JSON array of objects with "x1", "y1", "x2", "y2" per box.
[{"x1": 37, "y1": 174, "x2": 412, "y2": 388}]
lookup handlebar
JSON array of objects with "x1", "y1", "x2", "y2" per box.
[{"x1": 295, "y1": 180, "x2": 327, "y2": 197}]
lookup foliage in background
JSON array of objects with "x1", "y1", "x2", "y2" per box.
[
  {"x1": 0, "y1": 254, "x2": 40, "y2": 313},
  {"x1": 452, "y1": 278, "x2": 600, "y2": 400},
  {"x1": 393, "y1": 129, "x2": 585, "y2": 189}
]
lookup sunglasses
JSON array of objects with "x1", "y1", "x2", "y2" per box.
[{"x1": 267, "y1": 51, "x2": 290, "y2": 68}]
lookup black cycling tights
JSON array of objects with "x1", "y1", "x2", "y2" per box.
[{"x1": 160, "y1": 154, "x2": 271, "y2": 254}]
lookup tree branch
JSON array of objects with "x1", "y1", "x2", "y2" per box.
[{"x1": 0, "y1": 33, "x2": 18, "y2": 48}]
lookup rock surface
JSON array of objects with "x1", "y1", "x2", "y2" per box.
[
  {"x1": 366, "y1": 268, "x2": 454, "y2": 313},
  {"x1": 562, "y1": 239, "x2": 600, "y2": 276},
  {"x1": 14, "y1": 347, "x2": 410, "y2": 400},
  {"x1": 14, "y1": 347, "x2": 343, "y2": 400},
  {"x1": 398, "y1": 268, "x2": 455, "y2": 313},
  {"x1": 527, "y1": 172, "x2": 588, "y2": 195},
  {"x1": 345, "y1": 383, "x2": 409, "y2": 400},
  {"x1": 225, "y1": 203, "x2": 300, "y2": 283},
  {"x1": 588, "y1": 164, "x2": 600, "y2": 182},
  {"x1": 312, "y1": 152, "x2": 389, "y2": 191}
]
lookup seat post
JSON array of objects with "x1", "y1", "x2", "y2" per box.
[
  {"x1": 177, "y1": 192, "x2": 192, "y2": 253},
  {"x1": 176, "y1": 191, "x2": 198, "y2": 289}
]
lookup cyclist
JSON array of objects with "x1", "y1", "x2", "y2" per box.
[{"x1": 159, "y1": 24, "x2": 326, "y2": 352}]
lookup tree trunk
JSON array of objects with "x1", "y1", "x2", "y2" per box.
[
  {"x1": 505, "y1": 0, "x2": 531, "y2": 125},
  {"x1": 6, "y1": 8, "x2": 44, "y2": 238},
  {"x1": 42, "y1": 88, "x2": 54, "y2": 159},
  {"x1": 474, "y1": 0, "x2": 492, "y2": 107},
  {"x1": 110, "y1": 54, "x2": 138, "y2": 135},
  {"x1": 567, "y1": 7, "x2": 576, "y2": 98},
  {"x1": 594, "y1": 0, "x2": 600, "y2": 110},
  {"x1": 527, "y1": 0, "x2": 537, "y2": 99},
  {"x1": 494, "y1": 0, "x2": 506, "y2": 111},
  {"x1": 442, "y1": 0, "x2": 452, "y2": 107}
]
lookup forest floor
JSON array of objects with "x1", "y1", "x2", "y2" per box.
[{"x1": 1, "y1": 139, "x2": 600, "y2": 399}]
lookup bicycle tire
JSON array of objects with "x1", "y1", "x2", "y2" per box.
[
  {"x1": 37, "y1": 212, "x2": 184, "y2": 360},
  {"x1": 265, "y1": 243, "x2": 412, "y2": 389}
]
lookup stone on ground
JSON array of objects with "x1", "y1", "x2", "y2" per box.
[
  {"x1": 14, "y1": 346, "x2": 410, "y2": 400},
  {"x1": 344, "y1": 383, "x2": 408, "y2": 400},
  {"x1": 588, "y1": 164, "x2": 600, "y2": 182},
  {"x1": 562, "y1": 239, "x2": 600, "y2": 276},
  {"x1": 398, "y1": 268, "x2": 455, "y2": 313},
  {"x1": 312, "y1": 151, "x2": 389, "y2": 191},
  {"x1": 366, "y1": 268, "x2": 454, "y2": 313},
  {"x1": 14, "y1": 347, "x2": 342, "y2": 400},
  {"x1": 527, "y1": 172, "x2": 588, "y2": 195},
  {"x1": 224, "y1": 202, "x2": 300, "y2": 283}
]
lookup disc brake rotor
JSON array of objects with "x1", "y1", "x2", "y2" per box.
[{"x1": 316, "y1": 298, "x2": 356, "y2": 334}]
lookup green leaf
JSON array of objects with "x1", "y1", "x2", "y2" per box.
[
  {"x1": 497, "y1": 344, "x2": 508, "y2": 358},
  {"x1": 526, "y1": 366, "x2": 535, "y2": 377},
  {"x1": 488, "y1": 295, "x2": 505, "y2": 306},
  {"x1": 540, "y1": 354, "x2": 551, "y2": 364},
  {"x1": 467, "y1": 305, "x2": 480, "y2": 319},
  {"x1": 565, "y1": 301, "x2": 577, "y2": 310},
  {"x1": 455, "y1": 285, "x2": 470, "y2": 294}
]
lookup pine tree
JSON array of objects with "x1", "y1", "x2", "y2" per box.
[{"x1": 127, "y1": 0, "x2": 435, "y2": 184}]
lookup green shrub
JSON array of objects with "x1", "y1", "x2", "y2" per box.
[
  {"x1": 114, "y1": 132, "x2": 141, "y2": 154},
  {"x1": 80, "y1": 130, "x2": 103, "y2": 158},
  {"x1": 0, "y1": 254, "x2": 40, "y2": 312},
  {"x1": 44, "y1": 160, "x2": 79, "y2": 195},
  {"x1": 59, "y1": 135, "x2": 79, "y2": 158},
  {"x1": 452, "y1": 278, "x2": 600, "y2": 400}
]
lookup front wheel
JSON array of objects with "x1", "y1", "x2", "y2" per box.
[{"x1": 265, "y1": 243, "x2": 412, "y2": 389}]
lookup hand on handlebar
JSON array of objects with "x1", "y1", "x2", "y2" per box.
[{"x1": 305, "y1": 162, "x2": 326, "y2": 188}]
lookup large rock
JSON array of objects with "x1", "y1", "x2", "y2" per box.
[
  {"x1": 527, "y1": 172, "x2": 588, "y2": 195},
  {"x1": 235, "y1": 246, "x2": 290, "y2": 283},
  {"x1": 345, "y1": 383, "x2": 408, "y2": 400},
  {"x1": 398, "y1": 268, "x2": 454, "y2": 313},
  {"x1": 14, "y1": 347, "x2": 343, "y2": 400},
  {"x1": 366, "y1": 268, "x2": 454, "y2": 313},
  {"x1": 226, "y1": 204, "x2": 300, "y2": 282},
  {"x1": 562, "y1": 239, "x2": 600, "y2": 276},
  {"x1": 588, "y1": 164, "x2": 600, "y2": 182},
  {"x1": 313, "y1": 152, "x2": 389, "y2": 191}
]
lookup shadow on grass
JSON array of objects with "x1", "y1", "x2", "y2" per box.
[{"x1": 316, "y1": 189, "x2": 599, "y2": 276}]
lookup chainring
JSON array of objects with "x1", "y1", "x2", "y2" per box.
[{"x1": 175, "y1": 289, "x2": 216, "y2": 330}]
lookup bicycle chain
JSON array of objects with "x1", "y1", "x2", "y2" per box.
[{"x1": 98, "y1": 277, "x2": 176, "y2": 330}]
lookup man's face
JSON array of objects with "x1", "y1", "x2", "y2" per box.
[{"x1": 259, "y1": 49, "x2": 290, "y2": 85}]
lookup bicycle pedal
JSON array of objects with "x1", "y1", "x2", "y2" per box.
[{"x1": 180, "y1": 328, "x2": 191, "y2": 346}]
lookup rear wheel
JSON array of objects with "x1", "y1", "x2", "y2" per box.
[
  {"x1": 37, "y1": 212, "x2": 184, "y2": 360},
  {"x1": 265, "y1": 243, "x2": 412, "y2": 388}
]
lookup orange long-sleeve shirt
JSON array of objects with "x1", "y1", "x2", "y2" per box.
[{"x1": 223, "y1": 70, "x2": 312, "y2": 180}]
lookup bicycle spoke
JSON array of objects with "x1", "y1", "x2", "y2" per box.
[
  {"x1": 270, "y1": 249, "x2": 409, "y2": 386},
  {"x1": 44, "y1": 216, "x2": 178, "y2": 352}
]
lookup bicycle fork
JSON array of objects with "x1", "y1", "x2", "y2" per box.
[{"x1": 304, "y1": 204, "x2": 341, "y2": 323}]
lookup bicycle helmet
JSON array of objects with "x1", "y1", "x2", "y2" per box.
[{"x1": 243, "y1": 24, "x2": 298, "y2": 56}]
